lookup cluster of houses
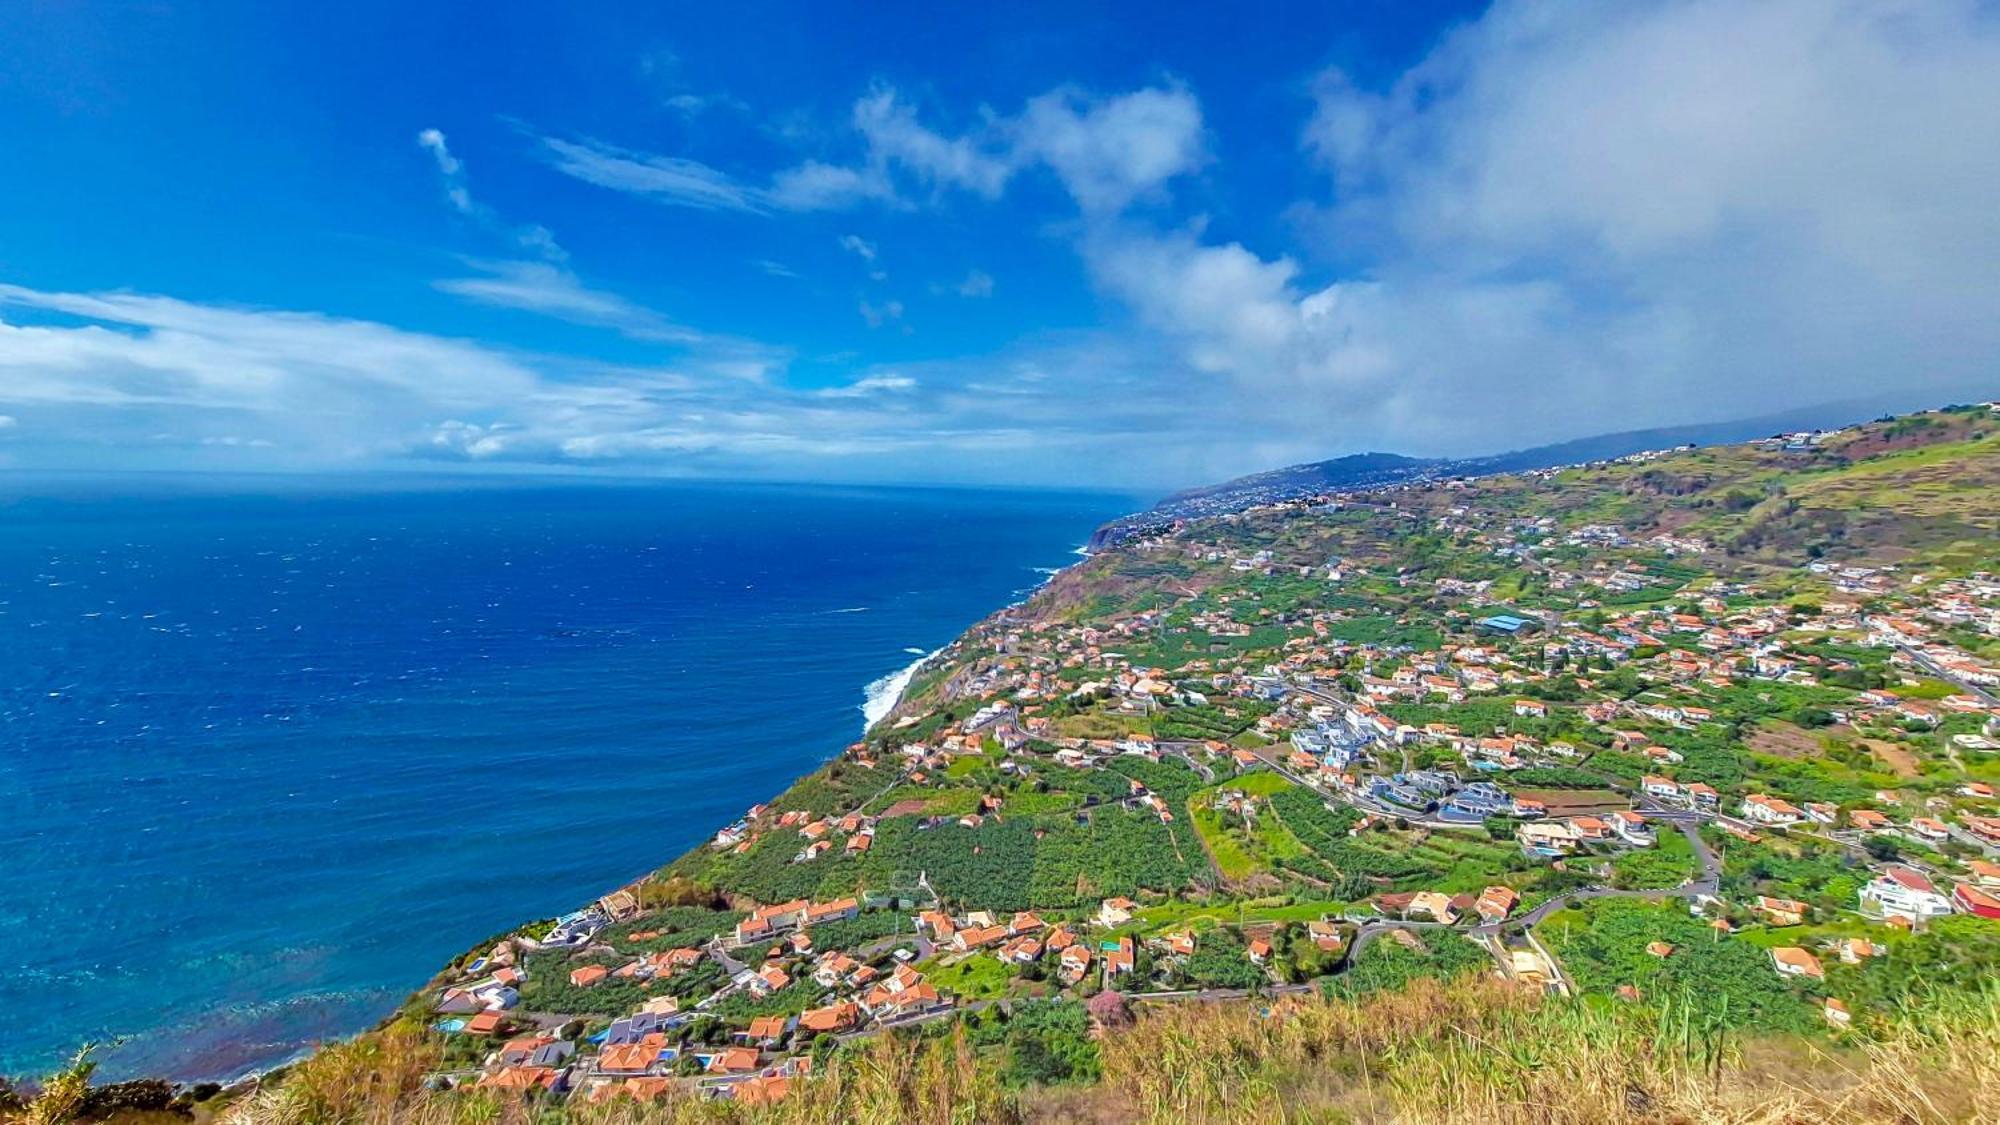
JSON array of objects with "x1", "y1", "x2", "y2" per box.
[
  {"x1": 427, "y1": 885, "x2": 960, "y2": 1106},
  {"x1": 422, "y1": 418, "x2": 2000, "y2": 1104}
]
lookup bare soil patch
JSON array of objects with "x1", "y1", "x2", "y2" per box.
[
  {"x1": 1746, "y1": 721, "x2": 1822, "y2": 760},
  {"x1": 1511, "y1": 789, "x2": 1627, "y2": 816},
  {"x1": 1863, "y1": 738, "x2": 1921, "y2": 779}
]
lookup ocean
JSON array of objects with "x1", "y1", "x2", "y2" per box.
[{"x1": 0, "y1": 477, "x2": 1132, "y2": 1082}]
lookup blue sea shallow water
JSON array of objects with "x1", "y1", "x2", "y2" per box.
[{"x1": 0, "y1": 478, "x2": 1131, "y2": 1082}]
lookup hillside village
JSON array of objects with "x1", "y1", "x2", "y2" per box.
[{"x1": 401, "y1": 407, "x2": 2000, "y2": 1109}]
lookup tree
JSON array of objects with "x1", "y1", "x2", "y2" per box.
[
  {"x1": 1086, "y1": 989, "x2": 1133, "y2": 1031},
  {"x1": 1863, "y1": 835, "x2": 1903, "y2": 863}
]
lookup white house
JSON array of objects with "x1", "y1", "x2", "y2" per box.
[
  {"x1": 1740, "y1": 794, "x2": 1804, "y2": 826},
  {"x1": 1609, "y1": 810, "x2": 1655, "y2": 847},
  {"x1": 1642, "y1": 774, "x2": 1683, "y2": 801},
  {"x1": 1859, "y1": 865, "x2": 1955, "y2": 922}
]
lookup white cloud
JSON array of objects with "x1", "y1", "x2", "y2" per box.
[
  {"x1": 1014, "y1": 85, "x2": 1206, "y2": 212},
  {"x1": 816, "y1": 373, "x2": 916, "y2": 398},
  {"x1": 432, "y1": 259, "x2": 702, "y2": 344},
  {"x1": 419, "y1": 127, "x2": 568, "y2": 261},
  {"x1": 538, "y1": 136, "x2": 895, "y2": 214},
  {"x1": 662, "y1": 92, "x2": 746, "y2": 116},
  {"x1": 0, "y1": 280, "x2": 1148, "y2": 483},
  {"x1": 851, "y1": 87, "x2": 1013, "y2": 197},
  {"x1": 539, "y1": 135, "x2": 772, "y2": 213},
  {"x1": 765, "y1": 160, "x2": 898, "y2": 211},
  {"x1": 953, "y1": 270, "x2": 995, "y2": 298},
  {"x1": 839, "y1": 234, "x2": 888, "y2": 281},
  {"x1": 639, "y1": 48, "x2": 749, "y2": 118},
  {"x1": 417, "y1": 138, "x2": 704, "y2": 345},
  {"x1": 0, "y1": 282, "x2": 549, "y2": 462},
  {"x1": 429, "y1": 419, "x2": 517, "y2": 458},
  {"x1": 416, "y1": 128, "x2": 469, "y2": 212},
  {"x1": 857, "y1": 299, "x2": 905, "y2": 329},
  {"x1": 1072, "y1": 0, "x2": 2000, "y2": 457},
  {"x1": 539, "y1": 81, "x2": 1205, "y2": 218},
  {"x1": 1084, "y1": 227, "x2": 1306, "y2": 379}
]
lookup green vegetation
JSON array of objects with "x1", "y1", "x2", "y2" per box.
[
  {"x1": 926, "y1": 954, "x2": 1016, "y2": 1000},
  {"x1": 1325, "y1": 929, "x2": 1489, "y2": 999},
  {"x1": 1177, "y1": 928, "x2": 1266, "y2": 990},
  {"x1": 1610, "y1": 828, "x2": 1699, "y2": 890},
  {"x1": 1539, "y1": 899, "x2": 1817, "y2": 1031},
  {"x1": 964, "y1": 999, "x2": 1101, "y2": 1086}
]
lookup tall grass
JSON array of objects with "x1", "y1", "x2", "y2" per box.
[
  {"x1": 1093, "y1": 977, "x2": 2000, "y2": 1123},
  {"x1": 43, "y1": 981, "x2": 1989, "y2": 1124}
]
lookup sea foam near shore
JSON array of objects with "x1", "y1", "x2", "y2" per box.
[{"x1": 861, "y1": 649, "x2": 937, "y2": 729}]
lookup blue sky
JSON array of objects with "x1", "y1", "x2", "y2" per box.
[{"x1": 1, "y1": 1, "x2": 1996, "y2": 488}]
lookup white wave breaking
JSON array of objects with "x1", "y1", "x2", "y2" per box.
[{"x1": 861, "y1": 648, "x2": 938, "y2": 730}]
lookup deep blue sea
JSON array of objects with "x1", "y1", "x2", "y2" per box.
[{"x1": 0, "y1": 478, "x2": 1131, "y2": 1083}]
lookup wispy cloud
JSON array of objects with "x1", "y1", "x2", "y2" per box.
[
  {"x1": 816, "y1": 373, "x2": 916, "y2": 398},
  {"x1": 857, "y1": 298, "x2": 905, "y2": 329},
  {"x1": 418, "y1": 131, "x2": 710, "y2": 346},
  {"x1": 639, "y1": 47, "x2": 749, "y2": 118},
  {"x1": 952, "y1": 270, "x2": 994, "y2": 298},
  {"x1": 418, "y1": 128, "x2": 567, "y2": 261},
  {"x1": 539, "y1": 135, "x2": 775, "y2": 213},
  {"x1": 416, "y1": 128, "x2": 469, "y2": 210},
  {"x1": 838, "y1": 234, "x2": 888, "y2": 280},
  {"x1": 432, "y1": 260, "x2": 703, "y2": 343},
  {"x1": 536, "y1": 81, "x2": 1207, "y2": 219},
  {"x1": 537, "y1": 136, "x2": 894, "y2": 214}
]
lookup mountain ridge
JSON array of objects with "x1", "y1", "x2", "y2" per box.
[{"x1": 1091, "y1": 394, "x2": 1985, "y2": 549}]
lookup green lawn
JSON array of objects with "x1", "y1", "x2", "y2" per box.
[{"x1": 926, "y1": 953, "x2": 1017, "y2": 999}]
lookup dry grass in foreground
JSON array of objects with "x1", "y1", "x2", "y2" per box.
[
  {"x1": 17, "y1": 977, "x2": 1996, "y2": 1124},
  {"x1": 1070, "y1": 976, "x2": 1998, "y2": 1124}
]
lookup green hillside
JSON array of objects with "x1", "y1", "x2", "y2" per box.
[{"x1": 15, "y1": 405, "x2": 2000, "y2": 1124}]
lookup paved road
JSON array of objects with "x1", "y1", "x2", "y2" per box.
[{"x1": 1876, "y1": 623, "x2": 1999, "y2": 706}]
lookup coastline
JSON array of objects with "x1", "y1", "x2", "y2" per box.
[
  {"x1": 244, "y1": 539, "x2": 1103, "y2": 1084},
  {"x1": 859, "y1": 649, "x2": 939, "y2": 729},
  {"x1": 858, "y1": 539, "x2": 1093, "y2": 733},
  {"x1": 2, "y1": 483, "x2": 1137, "y2": 1087}
]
